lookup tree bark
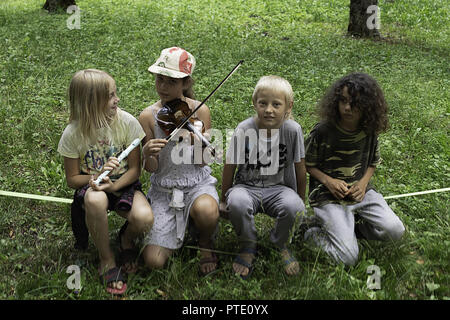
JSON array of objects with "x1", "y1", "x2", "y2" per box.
[
  {"x1": 347, "y1": 0, "x2": 381, "y2": 38},
  {"x1": 43, "y1": 0, "x2": 77, "y2": 13}
]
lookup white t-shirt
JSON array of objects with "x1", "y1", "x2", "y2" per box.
[{"x1": 58, "y1": 109, "x2": 145, "y2": 180}]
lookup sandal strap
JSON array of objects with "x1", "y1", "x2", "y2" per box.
[
  {"x1": 233, "y1": 255, "x2": 253, "y2": 269},
  {"x1": 283, "y1": 256, "x2": 297, "y2": 265},
  {"x1": 199, "y1": 250, "x2": 218, "y2": 264},
  {"x1": 280, "y1": 248, "x2": 298, "y2": 266},
  {"x1": 100, "y1": 267, "x2": 126, "y2": 285}
]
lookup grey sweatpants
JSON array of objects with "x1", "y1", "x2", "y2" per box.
[
  {"x1": 305, "y1": 189, "x2": 405, "y2": 266},
  {"x1": 226, "y1": 184, "x2": 305, "y2": 250}
]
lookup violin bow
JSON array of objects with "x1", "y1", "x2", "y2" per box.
[{"x1": 166, "y1": 60, "x2": 244, "y2": 143}]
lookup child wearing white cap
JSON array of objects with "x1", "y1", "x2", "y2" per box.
[{"x1": 139, "y1": 47, "x2": 220, "y2": 276}]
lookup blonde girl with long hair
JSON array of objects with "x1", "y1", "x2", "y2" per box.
[{"x1": 58, "y1": 69, "x2": 154, "y2": 295}]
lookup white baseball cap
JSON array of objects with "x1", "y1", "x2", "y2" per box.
[{"x1": 148, "y1": 47, "x2": 196, "y2": 78}]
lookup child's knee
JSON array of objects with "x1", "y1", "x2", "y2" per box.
[
  {"x1": 129, "y1": 206, "x2": 154, "y2": 232},
  {"x1": 372, "y1": 207, "x2": 405, "y2": 241},
  {"x1": 227, "y1": 189, "x2": 252, "y2": 214},
  {"x1": 289, "y1": 197, "x2": 305, "y2": 216},
  {"x1": 305, "y1": 226, "x2": 359, "y2": 266},
  {"x1": 144, "y1": 255, "x2": 166, "y2": 270},
  {"x1": 143, "y1": 247, "x2": 169, "y2": 269},
  {"x1": 340, "y1": 250, "x2": 359, "y2": 266},
  {"x1": 84, "y1": 191, "x2": 108, "y2": 214},
  {"x1": 337, "y1": 240, "x2": 359, "y2": 266},
  {"x1": 191, "y1": 195, "x2": 219, "y2": 223},
  {"x1": 383, "y1": 218, "x2": 405, "y2": 241},
  {"x1": 280, "y1": 195, "x2": 305, "y2": 220}
]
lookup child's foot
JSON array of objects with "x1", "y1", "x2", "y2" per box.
[
  {"x1": 280, "y1": 248, "x2": 299, "y2": 276},
  {"x1": 233, "y1": 248, "x2": 257, "y2": 279},
  {"x1": 98, "y1": 260, "x2": 127, "y2": 295},
  {"x1": 198, "y1": 239, "x2": 218, "y2": 276},
  {"x1": 199, "y1": 251, "x2": 218, "y2": 276}
]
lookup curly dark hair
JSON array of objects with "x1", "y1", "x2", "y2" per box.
[{"x1": 318, "y1": 73, "x2": 389, "y2": 134}]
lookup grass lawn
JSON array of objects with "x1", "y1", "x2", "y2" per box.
[{"x1": 0, "y1": 0, "x2": 448, "y2": 300}]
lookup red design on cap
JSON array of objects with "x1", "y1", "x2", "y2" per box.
[
  {"x1": 179, "y1": 51, "x2": 192, "y2": 75},
  {"x1": 169, "y1": 47, "x2": 180, "y2": 53}
]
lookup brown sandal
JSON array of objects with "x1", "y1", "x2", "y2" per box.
[
  {"x1": 199, "y1": 252, "x2": 218, "y2": 276},
  {"x1": 198, "y1": 240, "x2": 219, "y2": 276}
]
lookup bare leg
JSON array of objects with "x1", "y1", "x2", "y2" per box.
[
  {"x1": 190, "y1": 194, "x2": 219, "y2": 275},
  {"x1": 142, "y1": 244, "x2": 173, "y2": 269},
  {"x1": 117, "y1": 191, "x2": 154, "y2": 272},
  {"x1": 84, "y1": 189, "x2": 123, "y2": 291}
]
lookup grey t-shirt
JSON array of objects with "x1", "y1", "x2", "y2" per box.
[{"x1": 226, "y1": 117, "x2": 305, "y2": 191}]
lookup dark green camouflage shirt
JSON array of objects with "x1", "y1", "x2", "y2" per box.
[{"x1": 305, "y1": 122, "x2": 381, "y2": 207}]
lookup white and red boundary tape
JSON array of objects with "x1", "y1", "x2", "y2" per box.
[{"x1": 0, "y1": 187, "x2": 449, "y2": 205}]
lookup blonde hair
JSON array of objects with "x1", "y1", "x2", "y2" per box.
[
  {"x1": 68, "y1": 69, "x2": 117, "y2": 144},
  {"x1": 252, "y1": 75, "x2": 294, "y2": 106},
  {"x1": 252, "y1": 75, "x2": 294, "y2": 119}
]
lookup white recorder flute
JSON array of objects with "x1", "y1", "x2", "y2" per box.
[{"x1": 94, "y1": 138, "x2": 141, "y2": 186}]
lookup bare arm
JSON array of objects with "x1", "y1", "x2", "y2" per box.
[
  {"x1": 221, "y1": 163, "x2": 237, "y2": 203},
  {"x1": 64, "y1": 157, "x2": 91, "y2": 190},
  {"x1": 139, "y1": 107, "x2": 166, "y2": 173},
  {"x1": 294, "y1": 159, "x2": 307, "y2": 203},
  {"x1": 192, "y1": 102, "x2": 214, "y2": 166},
  {"x1": 64, "y1": 135, "x2": 143, "y2": 192},
  {"x1": 195, "y1": 102, "x2": 212, "y2": 132},
  {"x1": 219, "y1": 163, "x2": 237, "y2": 217}
]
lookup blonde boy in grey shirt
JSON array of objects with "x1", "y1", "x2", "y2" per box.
[{"x1": 221, "y1": 76, "x2": 307, "y2": 278}]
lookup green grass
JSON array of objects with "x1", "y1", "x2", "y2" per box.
[{"x1": 0, "y1": 0, "x2": 449, "y2": 300}]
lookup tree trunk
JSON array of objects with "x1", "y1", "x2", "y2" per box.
[
  {"x1": 347, "y1": 0, "x2": 381, "y2": 38},
  {"x1": 43, "y1": 0, "x2": 77, "y2": 13}
]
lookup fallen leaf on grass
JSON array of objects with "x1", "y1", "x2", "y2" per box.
[
  {"x1": 156, "y1": 289, "x2": 167, "y2": 298},
  {"x1": 416, "y1": 259, "x2": 424, "y2": 265}
]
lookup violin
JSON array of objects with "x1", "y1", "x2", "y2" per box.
[
  {"x1": 154, "y1": 60, "x2": 244, "y2": 159},
  {"x1": 156, "y1": 98, "x2": 216, "y2": 157}
]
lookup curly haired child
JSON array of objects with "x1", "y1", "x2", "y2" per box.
[{"x1": 304, "y1": 72, "x2": 405, "y2": 266}]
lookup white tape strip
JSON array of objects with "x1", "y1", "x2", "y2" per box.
[
  {"x1": 0, "y1": 190, "x2": 73, "y2": 204},
  {"x1": 0, "y1": 187, "x2": 448, "y2": 205},
  {"x1": 384, "y1": 187, "x2": 450, "y2": 200}
]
